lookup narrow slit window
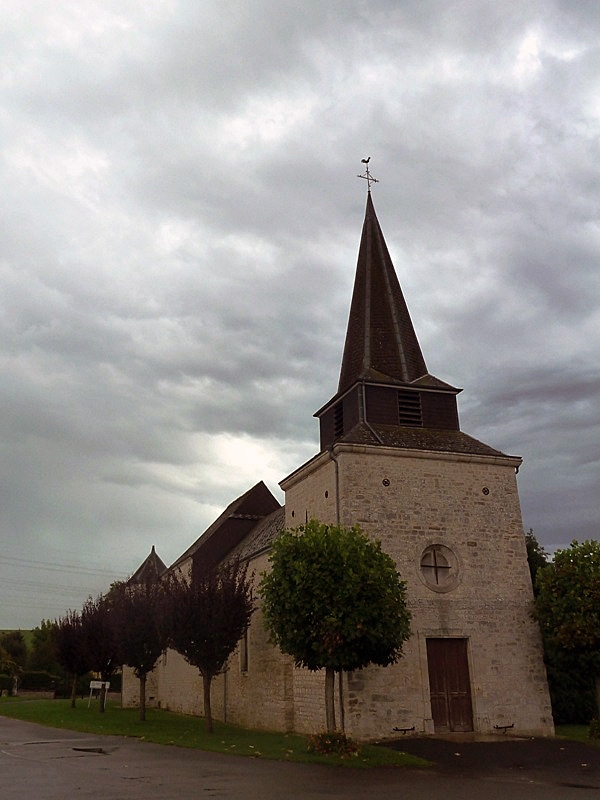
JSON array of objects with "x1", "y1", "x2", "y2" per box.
[{"x1": 240, "y1": 628, "x2": 249, "y2": 673}]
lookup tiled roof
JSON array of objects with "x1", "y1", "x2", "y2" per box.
[
  {"x1": 338, "y1": 193, "x2": 439, "y2": 393},
  {"x1": 337, "y1": 422, "x2": 512, "y2": 458},
  {"x1": 229, "y1": 506, "x2": 285, "y2": 563},
  {"x1": 128, "y1": 545, "x2": 168, "y2": 584},
  {"x1": 170, "y1": 481, "x2": 281, "y2": 572}
]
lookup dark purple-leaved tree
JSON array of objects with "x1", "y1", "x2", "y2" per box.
[
  {"x1": 112, "y1": 579, "x2": 169, "y2": 721},
  {"x1": 81, "y1": 594, "x2": 120, "y2": 712},
  {"x1": 167, "y1": 558, "x2": 254, "y2": 733},
  {"x1": 54, "y1": 610, "x2": 91, "y2": 708}
]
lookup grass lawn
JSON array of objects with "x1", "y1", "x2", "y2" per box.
[
  {"x1": 0, "y1": 696, "x2": 428, "y2": 769},
  {"x1": 556, "y1": 724, "x2": 600, "y2": 746}
]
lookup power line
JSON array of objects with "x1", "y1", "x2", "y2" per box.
[
  {"x1": 0, "y1": 555, "x2": 125, "y2": 578},
  {"x1": 0, "y1": 578, "x2": 100, "y2": 595}
]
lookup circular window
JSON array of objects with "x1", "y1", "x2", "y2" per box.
[{"x1": 419, "y1": 544, "x2": 460, "y2": 593}]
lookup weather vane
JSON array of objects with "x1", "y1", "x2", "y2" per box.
[{"x1": 357, "y1": 157, "x2": 379, "y2": 191}]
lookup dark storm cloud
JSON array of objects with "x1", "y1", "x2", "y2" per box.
[{"x1": 1, "y1": 0, "x2": 599, "y2": 626}]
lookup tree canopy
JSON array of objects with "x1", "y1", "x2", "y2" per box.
[
  {"x1": 259, "y1": 520, "x2": 411, "y2": 731},
  {"x1": 534, "y1": 539, "x2": 600, "y2": 717},
  {"x1": 29, "y1": 620, "x2": 59, "y2": 674},
  {"x1": 167, "y1": 558, "x2": 254, "y2": 733},
  {"x1": 81, "y1": 594, "x2": 120, "y2": 711},
  {"x1": 112, "y1": 579, "x2": 169, "y2": 721},
  {"x1": 0, "y1": 631, "x2": 27, "y2": 669},
  {"x1": 55, "y1": 610, "x2": 91, "y2": 708}
]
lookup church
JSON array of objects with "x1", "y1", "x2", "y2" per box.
[{"x1": 122, "y1": 183, "x2": 554, "y2": 739}]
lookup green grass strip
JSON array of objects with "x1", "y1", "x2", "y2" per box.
[
  {"x1": 0, "y1": 697, "x2": 428, "y2": 768},
  {"x1": 556, "y1": 724, "x2": 600, "y2": 746}
]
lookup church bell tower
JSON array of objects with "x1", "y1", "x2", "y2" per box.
[{"x1": 280, "y1": 171, "x2": 554, "y2": 740}]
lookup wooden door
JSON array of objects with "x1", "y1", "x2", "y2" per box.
[{"x1": 426, "y1": 638, "x2": 473, "y2": 733}]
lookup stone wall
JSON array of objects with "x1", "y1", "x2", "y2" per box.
[
  {"x1": 122, "y1": 666, "x2": 160, "y2": 709},
  {"x1": 282, "y1": 442, "x2": 554, "y2": 739}
]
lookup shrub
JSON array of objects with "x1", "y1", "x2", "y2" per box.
[
  {"x1": 306, "y1": 731, "x2": 360, "y2": 757},
  {"x1": 545, "y1": 654, "x2": 596, "y2": 724},
  {"x1": 53, "y1": 672, "x2": 93, "y2": 699},
  {"x1": 20, "y1": 671, "x2": 60, "y2": 691}
]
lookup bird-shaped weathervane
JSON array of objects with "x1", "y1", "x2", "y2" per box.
[{"x1": 357, "y1": 157, "x2": 379, "y2": 191}]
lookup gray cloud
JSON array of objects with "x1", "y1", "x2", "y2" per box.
[{"x1": 1, "y1": 0, "x2": 599, "y2": 626}]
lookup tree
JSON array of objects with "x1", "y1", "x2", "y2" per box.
[
  {"x1": 55, "y1": 611, "x2": 91, "y2": 708},
  {"x1": 0, "y1": 631, "x2": 27, "y2": 695},
  {"x1": 259, "y1": 520, "x2": 411, "y2": 732},
  {"x1": 81, "y1": 594, "x2": 120, "y2": 712},
  {"x1": 0, "y1": 631, "x2": 27, "y2": 669},
  {"x1": 29, "y1": 620, "x2": 60, "y2": 673},
  {"x1": 167, "y1": 558, "x2": 254, "y2": 733},
  {"x1": 534, "y1": 540, "x2": 600, "y2": 718},
  {"x1": 112, "y1": 579, "x2": 168, "y2": 721},
  {"x1": 525, "y1": 528, "x2": 548, "y2": 593},
  {"x1": 0, "y1": 647, "x2": 18, "y2": 695}
]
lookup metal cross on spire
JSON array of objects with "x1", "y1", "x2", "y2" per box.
[{"x1": 357, "y1": 157, "x2": 379, "y2": 191}]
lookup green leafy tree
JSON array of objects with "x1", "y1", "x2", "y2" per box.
[
  {"x1": 259, "y1": 520, "x2": 411, "y2": 732},
  {"x1": 167, "y1": 558, "x2": 254, "y2": 733},
  {"x1": 0, "y1": 631, "x2": 27, "y2": 695},
  {"x1": 0, "y1": 631, "x2": 27, "y2": 669},
  {"x1": 55, "y1": 610, "x2": 92, "y2": 708},
  {"x1": 112, "y1": 579, "x2": 169, "y2": 721},
  {"x1": 29, "y1": 620, "x2": 60, "y2": 673},
  {"x1": 534, "y1": 540, "x2": 600, "y2": 718},
  {"x1": 0, "y1": 647, "x2": 18, "y2": 695}
]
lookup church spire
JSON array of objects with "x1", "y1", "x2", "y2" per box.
[
  {"x1": 315, "y1": 183, "x2": 462, "y2": 451},
  {"x1": 338, "y1": 192, "x2": 428, "y2": 394}
]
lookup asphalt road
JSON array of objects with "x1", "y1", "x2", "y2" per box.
[{"x1": 1, "y1": 717, "x2": 599, "y2": 800}]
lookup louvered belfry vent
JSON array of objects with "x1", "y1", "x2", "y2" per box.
[{"x1": 398, "y1": 390, "x2": 422, "y2": 427}]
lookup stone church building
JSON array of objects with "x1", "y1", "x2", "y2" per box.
[{"x1": 123, "y1": 191, "x2": 554, "y2": 740}]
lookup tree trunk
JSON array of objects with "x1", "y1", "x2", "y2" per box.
[
  {"x1": 338, "y1": 670, "x2": 345, "y2": 733},
  {"x1": 99, "y1": 682, "x2": 107, "y2": 713},
  {"x1": 202, "y1": 673, "x2": 213, "y2": 734},
  {"x1": 70, "y1": 674, "x2": 78, "y2": 709},
  {"x1": 139, "y1": 672, "x2": 147, "y2": 722},
  {"x1": 325, "y1": 666, "x2": 336, "y2": 732},
  {"x1": 595, "y1": 673, "x2": 600, "y2": 719}
]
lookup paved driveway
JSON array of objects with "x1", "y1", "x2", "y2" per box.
[{"x1": 1, "y1": 717, "x2": 599, "y2": 800}]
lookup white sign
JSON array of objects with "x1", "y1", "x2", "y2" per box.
[{"x1": 88, "y1": 680, "x2": 111, "y2": 707}]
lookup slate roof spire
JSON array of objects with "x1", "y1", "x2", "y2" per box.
[
  {"x1": 315, "y1": 186, "x2": 472, "y2": 452},
  {"x1": 128, "y1": 545, "x2": 167, "y2": 585},
  {"x1": 337, "y1": 192, "x2": 428, "y2": 394}
]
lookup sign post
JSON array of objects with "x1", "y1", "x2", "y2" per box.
[{"x1": 88, "y1": 680, "x2": 110, "y2": 708}]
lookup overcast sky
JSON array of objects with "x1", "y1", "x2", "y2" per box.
[{"x1": 1, "y1": 1, "x2": 599, "y2": 629}]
